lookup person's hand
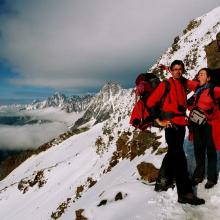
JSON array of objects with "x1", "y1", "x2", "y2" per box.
[
  {"x1": 155, "y1": 119, "x2": 172, "y2": 128},
  {"x1": 135, "y1": 81, "x2": 145, "y2": 96},
  {"x1": 132, "y1": 119, "x2": 141, "y2": 126},
  {"x1": 159, "y1": 64, "x2": 170, "y2": 72}
]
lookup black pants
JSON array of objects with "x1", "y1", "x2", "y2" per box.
[
  {"x1": 158, "y1": 125, "x2": 192, "y2": 196},
  {"x1": 192, "y1": 122, "x2": 217, "y2": 183}
]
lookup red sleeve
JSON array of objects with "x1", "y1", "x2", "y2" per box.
[
  {"x1": 214, "y1": 87, "x2": 220, "y2": 99},
  {"x1": 146, "y1": 82, "x2": 166, "y2": 108},
  {"x1": 187, "y1": 79, "x2": 199, "y2": 91}
]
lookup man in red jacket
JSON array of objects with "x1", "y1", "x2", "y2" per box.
[{"x1": 147, "y1": 60, "x2": 205, "y2": 205}]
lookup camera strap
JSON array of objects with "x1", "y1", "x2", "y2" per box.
[{"x1": 194, "y1": 83, "x2": 210, "y2": 105}]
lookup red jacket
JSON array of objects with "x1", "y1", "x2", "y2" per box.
[
  {"x1": 147, "y1": 77, "x2": 195, "y2": 125},
  {"x1": 191, "y1": 85, "x2": 220, "y2": 150}
]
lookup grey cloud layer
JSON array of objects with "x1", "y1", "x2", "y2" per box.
[
  {"x1": 0, "y1": 107, "x2": 83, "y2": 149},
  {"x1": 0, "y1": 0, "x2": 219, "y2": 89},
  {"x1": 0, "y1": 122, "x2": 67, "y2": 149}
]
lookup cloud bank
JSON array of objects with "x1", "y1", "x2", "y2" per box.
[{"x1": 0, "y1": 107, "x2": 83, "y2": 149}]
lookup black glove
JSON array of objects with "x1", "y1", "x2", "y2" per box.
[{"x1": 132, "y1": 118, "x2": 141, "y2": 126}]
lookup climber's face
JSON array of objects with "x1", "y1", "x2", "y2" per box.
[
  {"x1": 170, "y1": 64, "x2": 184, "y2": 79},
  {"x1": 197, "y1": 69, "x2": 210, "y2": 86}
]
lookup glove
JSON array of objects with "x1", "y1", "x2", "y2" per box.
[
  {"x1": 132, "y1": 118, "x2": 141, "y2": 127},
  {"x1": 159, "y1": 64, "x2": 170, "y2": 72}
]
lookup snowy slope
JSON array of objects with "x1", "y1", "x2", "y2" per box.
[
  {"x1": 1, "y1": 6, "x2": 220, "y2": 220},
  {"x1": 150, "y1": 6, "x2": 220, "y2": 79}
]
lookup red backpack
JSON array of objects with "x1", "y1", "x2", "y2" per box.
[{"x1": 129, "y1": 73, "x2": 170, "y2": 130}]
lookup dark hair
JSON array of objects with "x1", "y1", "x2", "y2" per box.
[
  {"x1": 170, "y1": 60, "x2": 185, "y2": 71},
  {"x1": 198, "y1": 68, "x2": 212, "y2": 77}
]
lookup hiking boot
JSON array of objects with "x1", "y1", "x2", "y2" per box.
[
  {"x1": 178, "y1": 193, "x2": 205, "y2": 205},
  {"x1": 191, "y1": 177, "x2": 204, "y2": 186},
  {"x1": 154, "y1": 177, "x2": 175, "y2": 192},
  {"x1": 205, "y1": 180, "x2": 216, "y2": 189}
]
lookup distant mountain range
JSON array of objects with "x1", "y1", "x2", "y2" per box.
[{"x1": 22, "y1": 92, "x2": 94, "y2": 113}]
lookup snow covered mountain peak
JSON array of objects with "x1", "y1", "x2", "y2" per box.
[
  {"x1": 101, "y1": 81, "x2": 122, "y2": 96},
  {"x1": 71, "y1": 82, "x2": 125, "y2": 129},
  {"x1": 47, "y1": 92, "x2": 67, "y2": 107}
]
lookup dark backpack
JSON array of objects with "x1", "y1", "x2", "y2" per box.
[
  {"x1": 130, "y1": 73, "x2": 170, "y2": 130},
  {"x1": 208, "y1": 68, "x2": 220, "y2": 108}
]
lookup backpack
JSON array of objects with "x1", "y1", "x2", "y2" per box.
[
  {"x1": 129, "y1": 73, "x2": 170, "y2": 130},
  {"x1": 208, "y1": 68, "x2": 220, "y2": 108}
]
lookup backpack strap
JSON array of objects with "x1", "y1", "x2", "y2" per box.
[
  {"x1": 162, "y1": 80, "x2": 171, "y2": 104},
  {"x1": 208, "y1": 84, "x2": 220, "y2": 109},
  {"x1": 162, "y1": 77, "x2": 187, "y2": 105},
  {"x1": 139, "y1": 80, "x2": 170, "y2": 122},
  {"x1": 208, "y1": 84, "x2": 217, "y2": 104},
  {"x1": 160, "y1": 80, "x2": 187, "y2": 120}
]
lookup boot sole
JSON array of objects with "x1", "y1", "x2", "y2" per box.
[{"x1": 178, "y1": 198, "x2": 205, "y2": 205}]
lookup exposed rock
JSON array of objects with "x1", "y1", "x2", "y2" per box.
[
  {"x1": 137, "y1": 162, "x2": 159, "y2": 183},
  {"x1": 87, "y1": 177, "x2": 97, "y2": 188},
  {"x1": 104, "y1": 130, "x2": 161, "y2": 174},
  {"x1": 115, "y1": 192, "x2": 123, "y2": 201},
  {"x1": 97, "y1": 199, "x2": 108, "y2": 207},
  {"x1": 170, "y1": 36, "x2": 180, "y2": 54},
  {"x1": 95, "y1": 136, "x2": 106, "y2": 155},
  {"x1": 75, "y1": 209, "x2": 88, "y2": 220},
  {"x1": 116, "y1": 130, "x2": 161, "y2": 160},
  {"x1": 182, "y1": 19, "x2": 201, "y2": 35},
  {"x1": 51, "y1": 198, "x2": 71, "y2": 220},
  {"x1": 155, "y1": 147, "x2": 168, "y2": 155},
  {"x1": 18, "y1": 170, "x2": 47, "y2": 194},
  {"x1": 76, "y1": 185, "x2": 84, "y2": 199},
  {"x1": 205, "y1": 33, "x2": 220, "y2": 69},
  {"x1": 51, "y1": 176, "x2": 97, "y2": 219}
]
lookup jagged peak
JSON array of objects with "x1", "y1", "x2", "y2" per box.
[
  {"x1": 31, "y1": 99, "x2": 40, "y2": 105},
  {"x1": 100, "y1": 81, "x2": 122, "y2": 95},
  {"x1": 49, "y1": 92, "x2": 66, "y2": 99}
]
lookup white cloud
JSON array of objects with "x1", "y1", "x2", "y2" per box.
[
  {"x1": 21, "y1": 107, "x2": 84, "y2": 125},
  {"x1": 0, "y1": 122, "x2": 66, "y2": 149},
  {"x1": 0, "y1": 107, "x2": 83, "y2": 149}
]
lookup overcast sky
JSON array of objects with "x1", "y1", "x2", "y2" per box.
[{"x1": 0, "y1": 0, "x2": 220, "y2": 104}]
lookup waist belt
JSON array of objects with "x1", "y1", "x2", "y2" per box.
[{"x1": 160, "y1": 111, "x2": 186, "y2": 120}]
